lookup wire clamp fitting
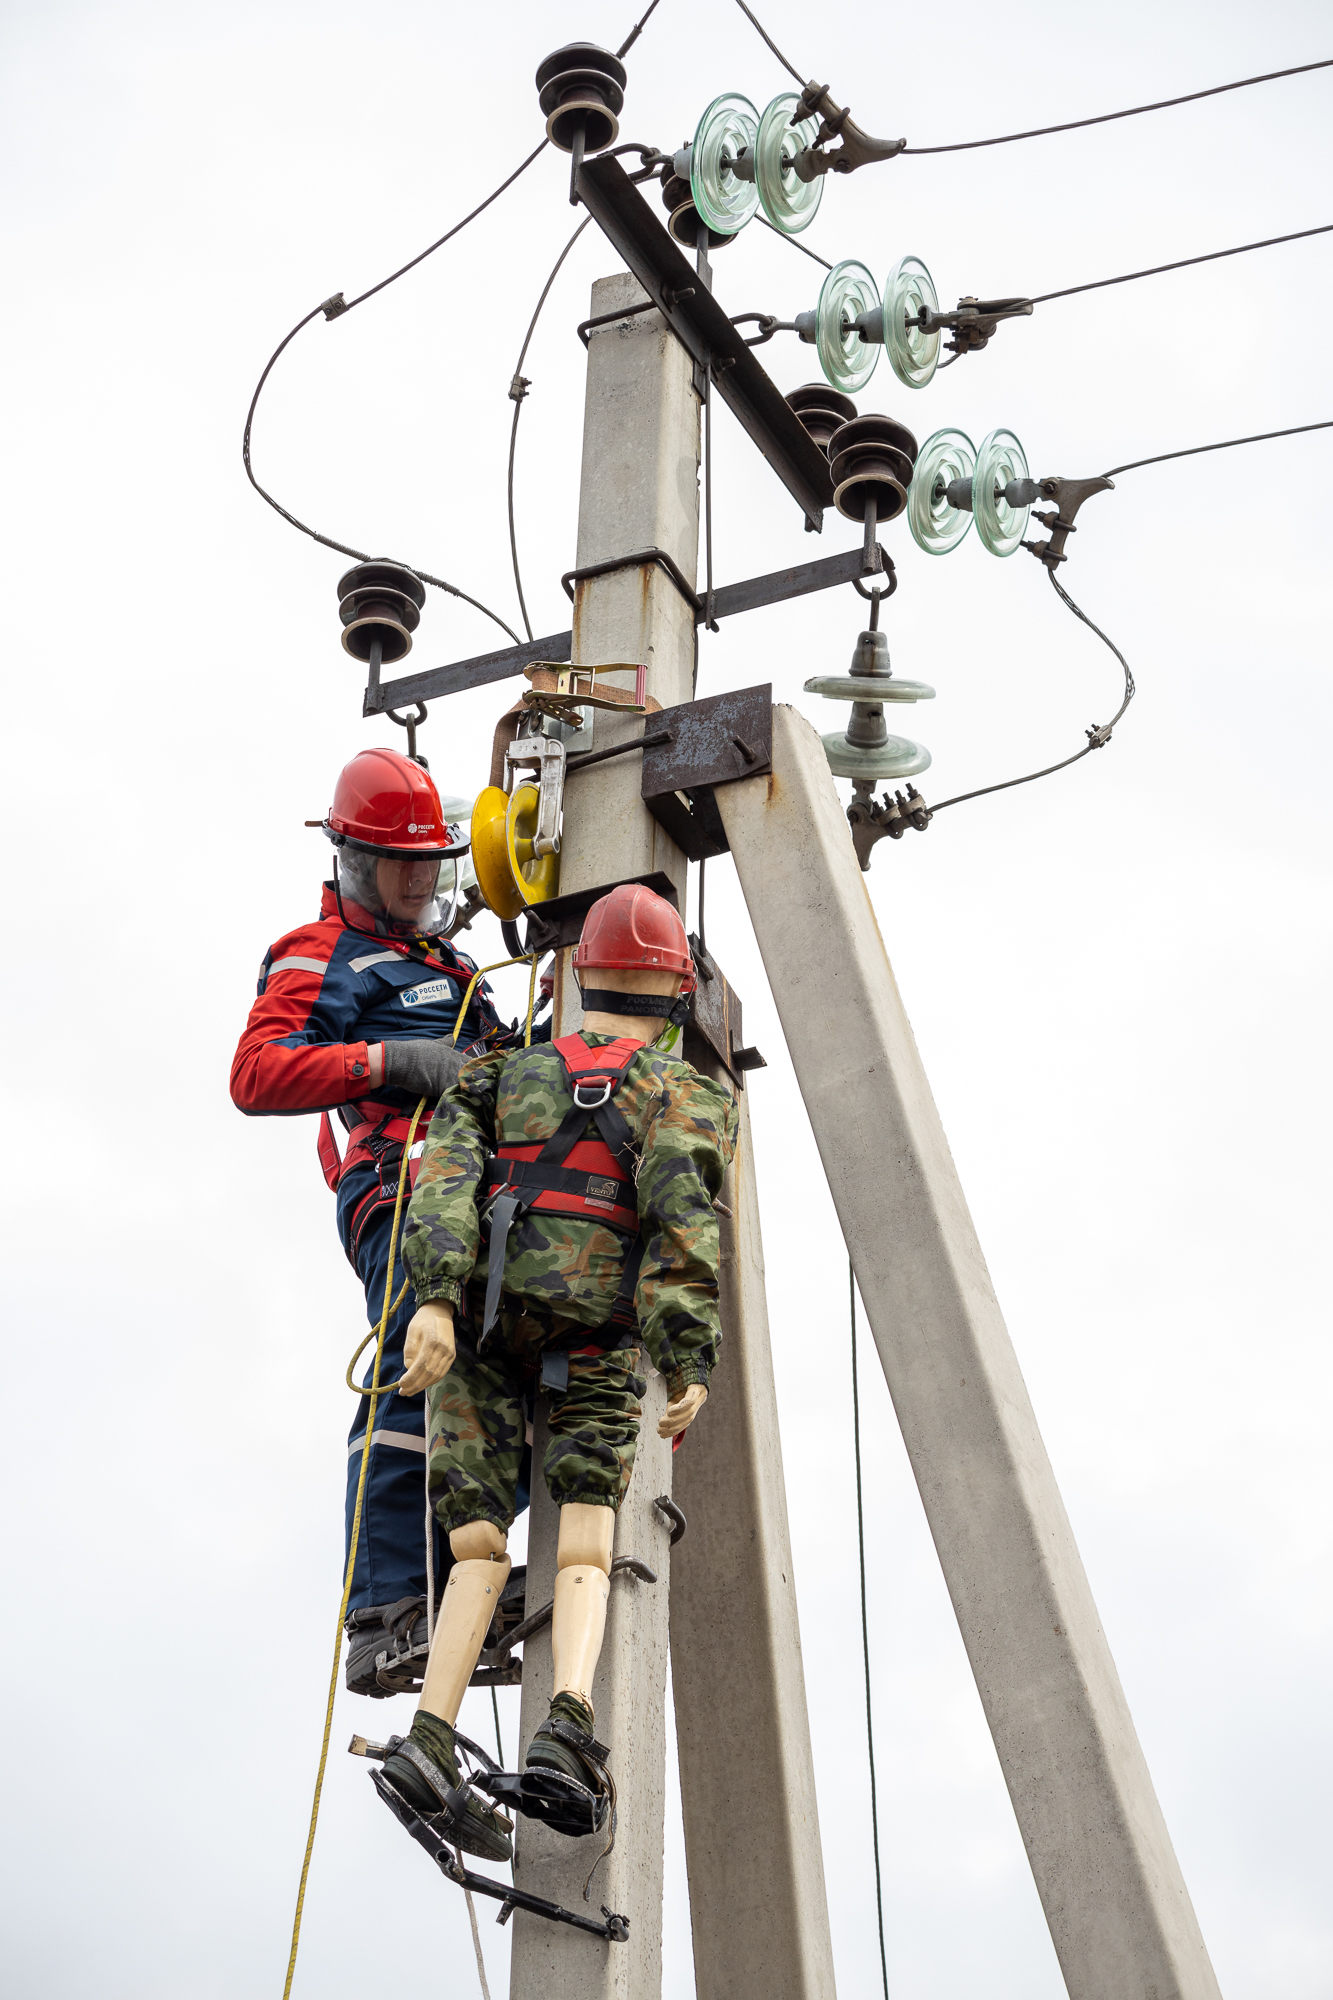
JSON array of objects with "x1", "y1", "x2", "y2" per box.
[{"x1": 321, "y1": 292, "x2": 348, "y2": 320}]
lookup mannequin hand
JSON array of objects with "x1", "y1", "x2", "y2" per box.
[
  {"x1": 658, "y1": 1383, "x2": 708, "y2": 1438},
  {"x1": 381, "y1": 1038, "x2": 467, "y2": 1102},
  {"x1": 398, "y1": 1301, "x2": 456, "y2": 1396}
]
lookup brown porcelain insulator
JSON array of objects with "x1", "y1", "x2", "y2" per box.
[
  {"x1": 535, "y1": 43, "x2": 626, "y2": 152},
  {"x1": 786, "y1": 382, "x2": 859, "y2": 454},
  {"x1": 336, "y1": 559, "x2": 425, "y2": 665}
]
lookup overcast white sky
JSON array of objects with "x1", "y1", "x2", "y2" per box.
[{"x1": 3, "y1": 1, "x2": 1330, "y2": 1995}]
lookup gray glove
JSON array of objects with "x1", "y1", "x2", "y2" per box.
[{"x1": 381, "y1": 1038, "x2": 468, "y2": 1101}]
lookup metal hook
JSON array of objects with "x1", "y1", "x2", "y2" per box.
[
  {"x1": 387, "y1": 700, "x2": 428, "y2": 766},
  {"x1": 851, "y1": 567, "x2": 897, "y2": 628}
]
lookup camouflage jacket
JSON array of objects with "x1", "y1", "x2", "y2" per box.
[{"x1": 402, "y1": 1035, "x2": 738, "y2": 1395}]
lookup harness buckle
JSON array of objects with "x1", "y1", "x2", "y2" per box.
[{"x1": 572, "y1": 1077, "x2": 615, "y2": 1110}]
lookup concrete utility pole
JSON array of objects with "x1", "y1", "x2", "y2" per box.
[
  {"x1": 716, "y1": 705, "x2": 1223, "y2": 2000},
  {"x1": 508, "y1": 275, "x2": 834, "y2": 2000}
]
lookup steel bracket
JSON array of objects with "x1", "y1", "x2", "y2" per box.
[
  {"x1": 519, "y1": 869, "x2": 679, "y2": 957},
  {"x1": 641, "y1": 685, "x2": 772, "y2": 862},
  {"x1": 574, "y1": 154, "x2": 833, "y2": 530},
  {"x1": 684, "y1": 936, "x2": 766, "y2": 1087}
]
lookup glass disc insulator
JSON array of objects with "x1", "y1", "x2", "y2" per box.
[
  {"x1": 817, "y1": 260, "x2": 881, "y2": 395},
  {"x1": 909, "y1": 428, "x2": 976, "y2": 555},
  {"x1": 974, "y1": 427, "x2": 1031, "y2": 556},
  {"x1": 884, "y1": 254, "x2": 942, "y2": 389},
  {"x1": 755, "y1": 92, "x2": 824, "y2": 235},
  {"x1": 691, "y1": 93, "x2": 760, "y2": 235}
]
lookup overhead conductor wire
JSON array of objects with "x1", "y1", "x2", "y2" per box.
[
  {"x1": 931, "y1": 420, "x2": 1331, "y2": 817},
  {"x1": 726, "y1": 4, "x2": 1330, "y2": 153},
  {"x1": 507, "y1": 217, "x2": 593, "y2": 640},
  {"x1": 242, "y1": 145, "x2": 553, "y2": 643}
]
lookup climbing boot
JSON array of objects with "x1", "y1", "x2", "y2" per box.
[
  {"x1": 521, "y1": 1694, "x2": 612, "y2": 1836},
  {"x1": 381, "y1": 1710, "x2": 513, "y2": 1862},
  {"x1": 346, "y1": 1568, "x2": 528, "y2": 1697},
  {"x1": 345, "y1": 1595, "x2": 429, "y2": 1698}
]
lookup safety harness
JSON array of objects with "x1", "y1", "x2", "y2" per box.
[{"x1": 477, "y1": 1034, "x2": 647, "y2": 1348}]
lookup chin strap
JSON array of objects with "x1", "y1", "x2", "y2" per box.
[{"x1": 578, "y1": 988, "x2": 691, "y2": 1028}]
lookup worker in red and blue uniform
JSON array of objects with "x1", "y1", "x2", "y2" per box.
[{"x1": 230, "y1": 746, "x2": 539, "y2": 1697}]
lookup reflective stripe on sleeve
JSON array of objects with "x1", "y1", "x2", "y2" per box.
[
  {"x1": 347, "y1": 1428, "x2": 428, "y2": 1456},
  {"x1": 349, "y1": 949, "x2": 407, "y2": 973},
  {"x1": 266, "y1": 955, "x2": 329, "y2": 977}
]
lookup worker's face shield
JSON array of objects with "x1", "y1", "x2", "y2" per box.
[
  {"x1": 374, "y1": 854, "x2": 459, "y2": 936},
  {"x1": 335, "y1": 829, "x2": 473, "y2": 938}
]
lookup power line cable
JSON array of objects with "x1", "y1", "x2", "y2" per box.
[
  {"x1": 903, "y1": 57, "x2": 1333, "y2": 153},
  {"x1": 617, "y1": 0, "x2": 664, "y2": 58},
  {"x1": 756, "y1": 212, "x2": 832, "y2": 269},
  {"x1": 507, "y1": 216, "x2": 592, "y2": 641},
  {"x1": 242, "y1": 142, "x2": 552, "y2": 642},
  {"x1": 1031, "y1": 221, "x2": 1333, "y2": 304},
  {"x1": 928, "y1": 415, "x2": 1329, "y2": 816},
  {"x1": 731, "y1": 0, "x2": 804, "y2": 85},
  {"x1": 243, "y1": 0, "x2": 670, "y2": 636},
  {"x1": 849, "y1": 1263, "x2": 890, "y2": 2000},
  {"x1": 928, "y1": 573, "x2": 1133, "y2": 816},
  {"x1": 1103, "y1": 417, "x2": 1333, "y2": 478},
  {"x1": 758, "y1": 205, "x2": 1331, "y2": 315},
  {"x1": 725, "y1": 6, "x2": 1331, "y2": 158}
]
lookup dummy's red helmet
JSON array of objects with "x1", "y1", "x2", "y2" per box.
[
  {"x1": 324, "y1": 748, "x2": 462, "y2": 859},
  {"x1": 573, "y1": 883, "x2": 696, "y2": 995}
]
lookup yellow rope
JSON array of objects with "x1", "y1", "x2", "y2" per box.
[
  {"x1": 450, "y1": 952, "x2": 535, "y2": 1045},
  {"x1": 524, "y1": 950, "x2": 540, "y2": 1047},
  {"x1": 281, "y1": 1096, "x2": 426, "y2": 2000},
  {"x1": 343, "y1": 1279, "x2": 410, "y2": 1391}
]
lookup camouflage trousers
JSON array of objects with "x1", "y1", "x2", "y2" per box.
[{"x1": 426, "y1": 1293, "x2": 646, "y2": 1536}]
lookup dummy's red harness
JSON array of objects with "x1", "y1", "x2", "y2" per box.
[{"x1": 478, "y1": 1034, "x2": 647, "y2": 1348}]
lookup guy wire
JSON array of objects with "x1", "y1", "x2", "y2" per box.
[{"x1": 850, "y1": 1263, "x2": 890, "y2": 2000}]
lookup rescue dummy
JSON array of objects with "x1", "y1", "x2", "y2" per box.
[
  {"x1": 230, "y1": 748, "x2": 528, "y2": 1695},
  {"x1": 376, "y1": 883, "x2": 737, "y2": 1859}
]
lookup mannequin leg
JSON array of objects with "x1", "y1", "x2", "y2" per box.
[
  {"x1": 550, "y1": 1502, "x2": 615, "y2": 1715},
  {"x1": 417, "y1": 1519, "x2": 511, "y2": 1725}
]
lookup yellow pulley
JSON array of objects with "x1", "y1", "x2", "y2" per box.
[{"x1": 469, "y1": 783, "x2": 560, "y2": 919}]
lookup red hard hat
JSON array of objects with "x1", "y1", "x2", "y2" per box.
[
  {"x1": 573, "y1": 883, "x2": 695, "y2": 994},
  {"x1": 324, "y1": 747, "x2": 461, "y2": 859}
]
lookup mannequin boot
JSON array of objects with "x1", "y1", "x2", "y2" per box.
[{"x1": 381, "y1": 1522, "x2": 514, "y2": 1860}]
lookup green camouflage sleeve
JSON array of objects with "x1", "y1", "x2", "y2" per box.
[
  {"x1": 626, "y1": 1055, "x2": 739, "y2": 1397},
  {"x1": 401, "y1": 1051, "x2": 504, "y2": 1309}
]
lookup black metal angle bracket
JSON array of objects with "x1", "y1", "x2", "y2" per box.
[
  {"x1": 365, "y1": 545, "x2": 882, "y2": 715},
  {"x1": 641, "y1": 684, "x2": 772, "y2": 862},
  {"x1": 574, "y1": 153, "x2": 834, "y2": 531}
]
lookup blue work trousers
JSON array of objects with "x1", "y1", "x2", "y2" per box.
[{"x1": 337, "y1": 1162, "x2": 447, "y2": 1612}]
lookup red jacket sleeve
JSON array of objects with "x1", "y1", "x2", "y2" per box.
[{"x1": 230, "y1": 924, "x2": 373, "y2": 1116}]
